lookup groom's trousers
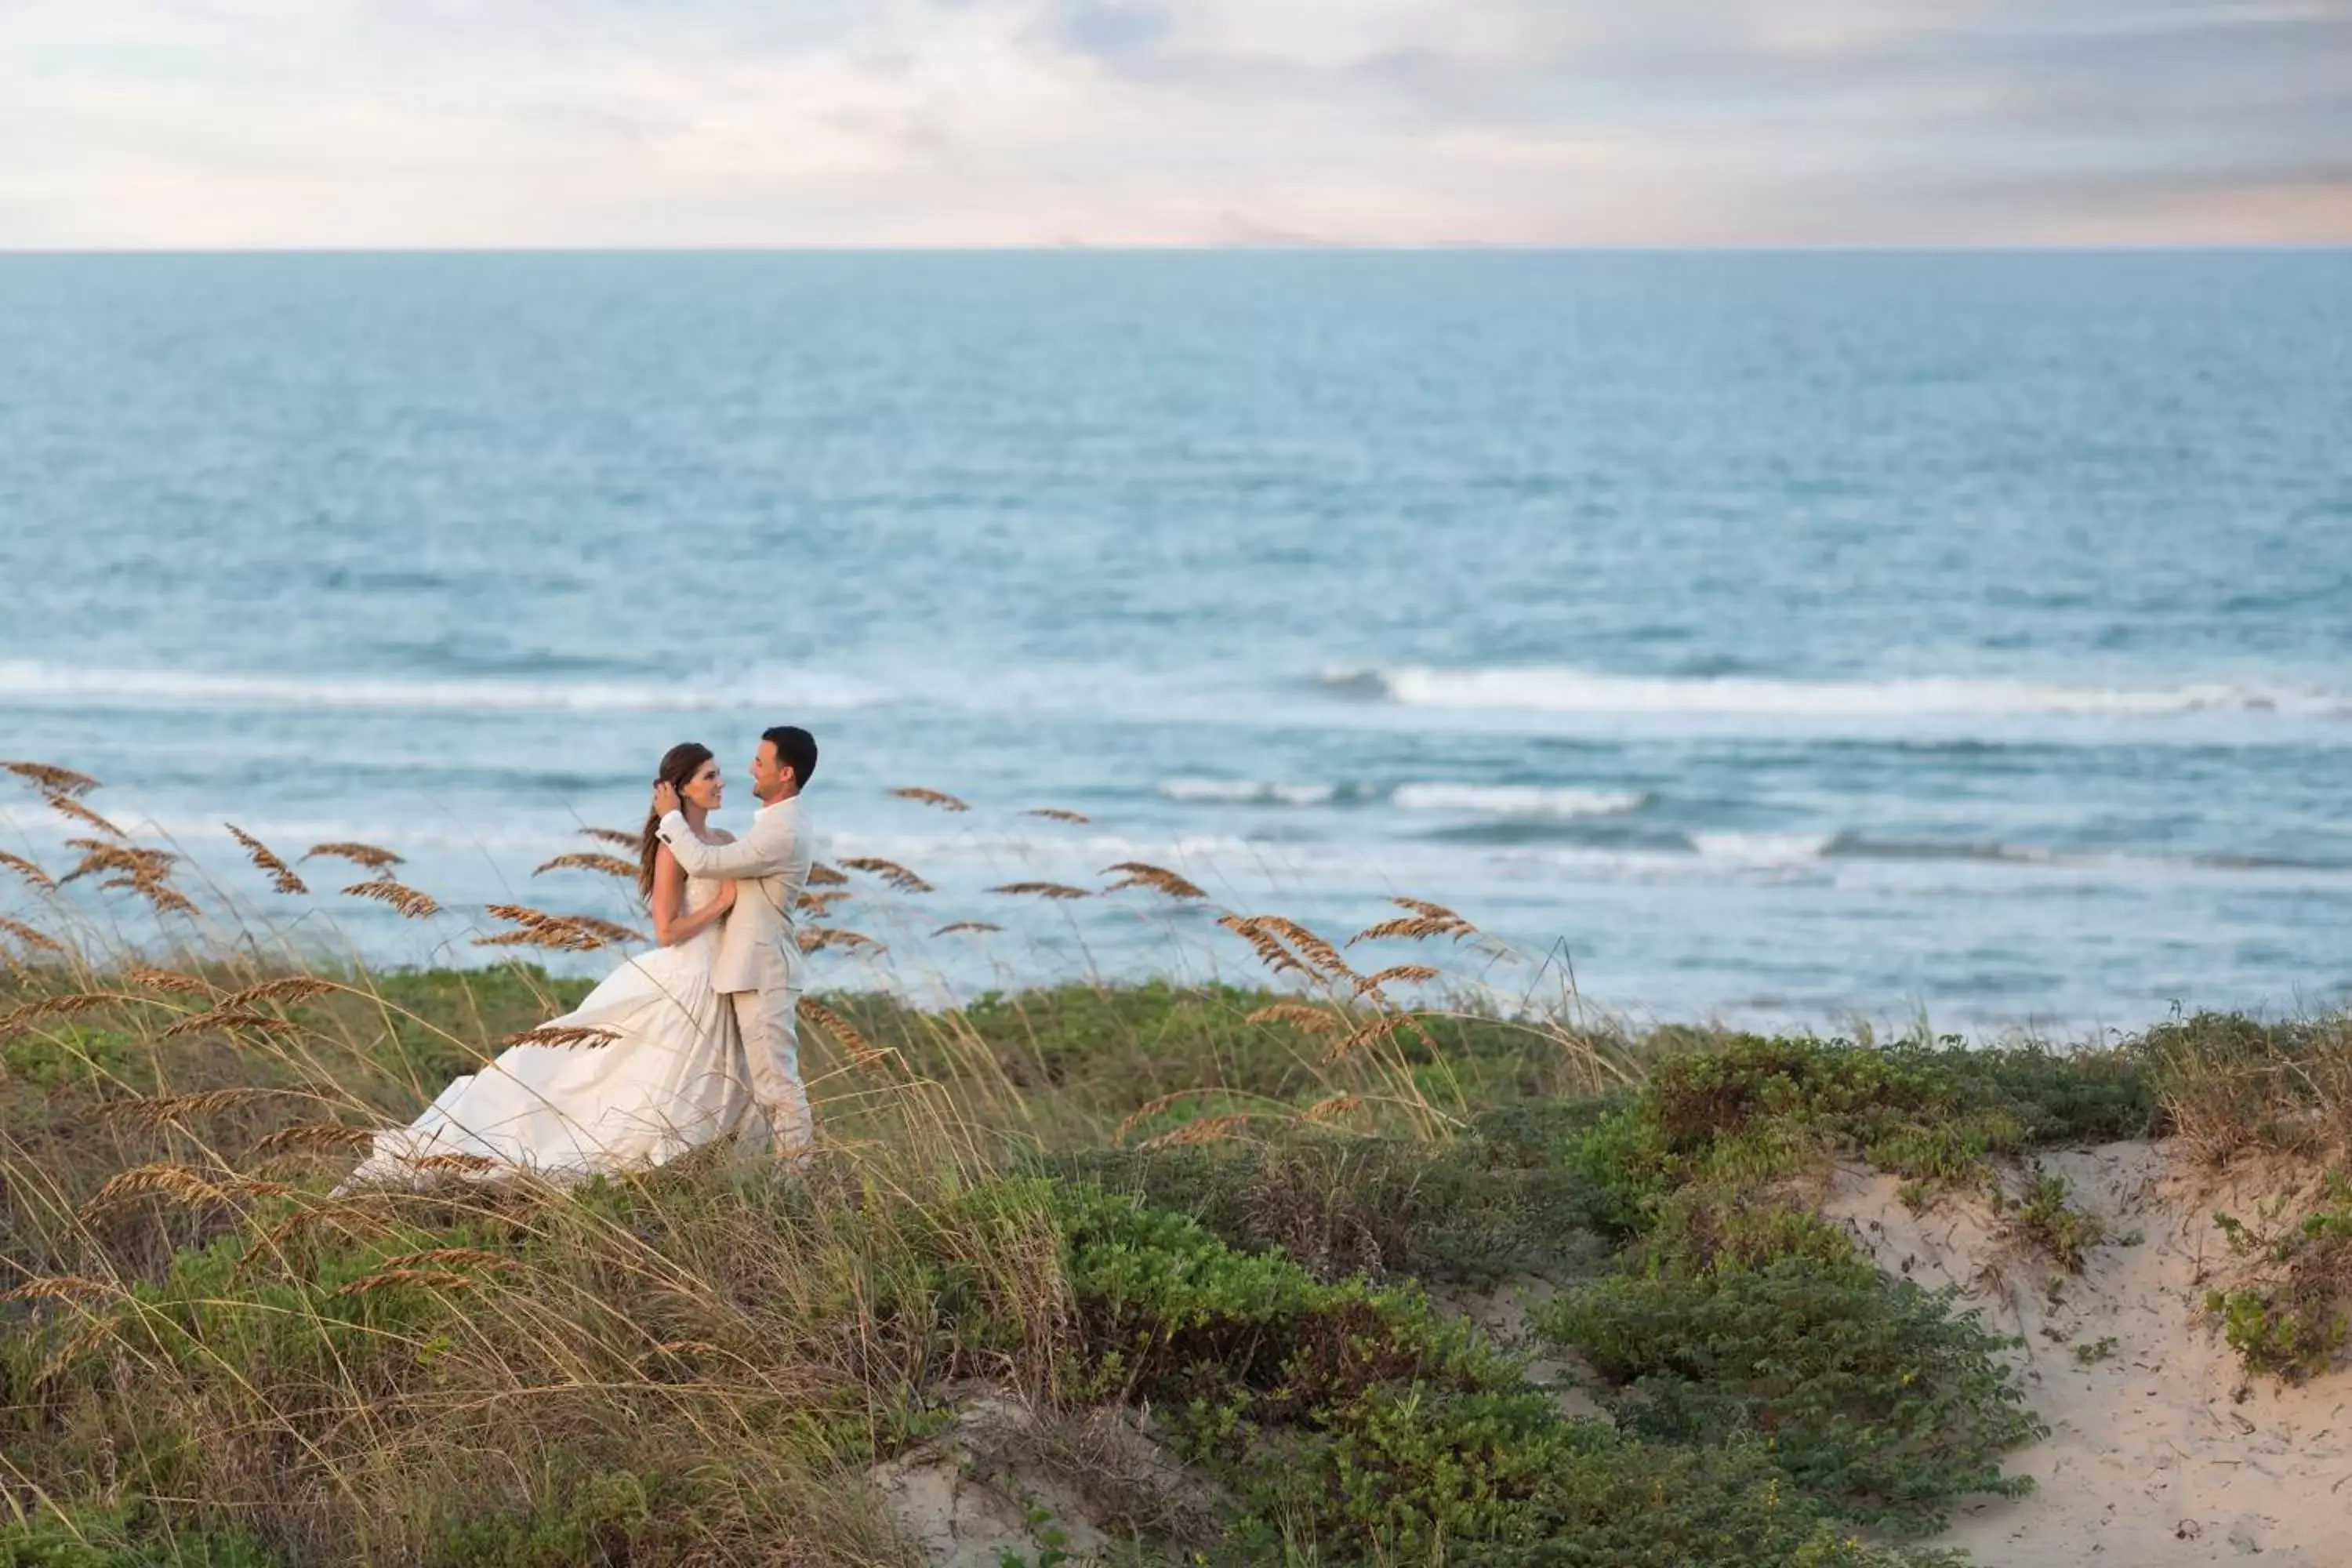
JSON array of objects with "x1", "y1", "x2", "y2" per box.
[{"x1": 731, "y1": 988, "x2": 811, "y2": 1156}]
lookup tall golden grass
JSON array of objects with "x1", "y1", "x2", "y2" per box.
[{"x1": 0, "y1": 759, "x2": 1642, "y2": 1562}]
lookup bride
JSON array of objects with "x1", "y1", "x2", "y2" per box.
[{"x1": 341, "y1": 742, "x2": 768, "y2": 1188}]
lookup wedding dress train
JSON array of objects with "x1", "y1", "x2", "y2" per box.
[{"x1": 342, "y1": 871, "x2": 765, "y2": 1186}]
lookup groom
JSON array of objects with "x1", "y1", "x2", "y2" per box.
[{"x1": 652, "y1": 724, "x2": 817, "y2": 1158}]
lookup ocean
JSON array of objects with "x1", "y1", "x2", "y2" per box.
[{"x1": 2, "y1": 251, "x2": 2347, "y2": 1036}]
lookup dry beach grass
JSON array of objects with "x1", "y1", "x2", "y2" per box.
[{"x1": 3, "y1": 762, "x2": 2352, "y2": 1565}]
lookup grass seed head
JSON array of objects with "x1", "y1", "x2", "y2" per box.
[
  {"x1": 0, "y1": 916, "x2": 63, "y2": 954},
  {"x1": 342, "y1": 880, "x2": 441, "y2": 919},
  {"x1": 989, "y1": 881, "x2": 1092, "y2": 901},
  {"x1": 502, "y1": 1024, "x2": 623, "y2": 1048},
  {"x1": 840, "y1": 856, "x2": 934, "y2": 893},
  {"x1": 0, "y1": 849, "x2": 57, "y2": 891},
  {"x1": 1246, "y1": 1002, "x2": 1345, "y2": 1036},
  {"x1": 798, "y1": 925, "x2": 884, "y2": 954},
  {"x1": 225, "y1": 823, "x2": 309, "y2": 895},
  {"x1": 1103, "y1": 862, "x2": 1209, "y2": 900},
  {"x1": 797, "y1": 996, "x2": 887, "y2": 1066},
  {"x1": 44, "y1": 794, "x2": 123, "y2": 838},
  {"x1": 889, "y1": 786, "x2": 970, "y2": 812},
  {"x1": 304, "y1": 840, "x2": 406, "y2": 870},
  {"x1": 532, "y1": 852, "x2": 639, "y2": 880},
  {"x1": 1146, "y1": 1112, "x2": 1252, "y2": 1148},
  {"x1": 4, "y1": 760, "x2": 100, "y2": 797},
  {"x1": 126, "y1": 965, "x2": 216, "y2": 996}
]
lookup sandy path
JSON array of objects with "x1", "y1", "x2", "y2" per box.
[{"x1": 1827, "y1": 1141, "x2": 2352, "y2": 1566}]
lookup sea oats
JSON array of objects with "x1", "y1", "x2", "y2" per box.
[
  {"x1": 83, "y1": 1163, "x2": 289, "y2": 1215},
  {"x1": 44, "y1": 793, "x2": 123, "y2": 838},
  {"x1": 111, "y1": 875, "x2": 198, "y2": 918},
  {"x1": 226, "y1": 823, "x2": 308, "y2": 895},
  {"x1": 0, "y1": 993, "x2": 125, "y2": 1034},
  {"x1": 0, "y1": 916, "x2": 62, "y2": 954},
  {"x1": 1114, "y1": 1091, "x2": 1201, "y2": 1143},
  {"x1": 1145, "y1": 1112, "x2": 1251, "y2": 1149},
  {"x1": 474, "y1": 914, "x2": 613, "y2": 953},
  {"x1": 376, "y1": 1247, "x2": 517, "y2": 1273},
  {"x1": 502, "y1": 1024, "x2": 623, "y2": 1049},
  {"x1": 126, "y1": 966, "x2": 215, "y2": 997},
  {"x1": 98, "y1": 1087, "x2": 303, "y2": 1130},
  {"x1": 794, "y1": 889, "x2": 852, "y2": 917},
  {"x1": 303, "y1": 840, "x2": 405, "y2": 871},
  {"x1": 251, "y1": 1123, "x2": 377, "y2": 1156},
  {"x1": 805, "y1": 862, "x2": 849, "y2": 887},
  {"x1": 1255, "y1": 916, "x2": 1355, "y2": 981},
  {"x1": 1245, "y1": 1001, "x2": 1345, "y2": 1036},
  {"x1": 160, "y1": 1010, "x2": 302, "y2": 1040},
  {"x1": 532, "y1": 851, "x2": 639, "y2": 880},
  {"x1": 0, "y1": 850, "x2": 56, "y2": 892},
  {"x1": 797, "y1": 996, "x2": 885, "y2": 1066},
  {"x1": 1392, "y1": 896, "x2": 1465, "y2": 923},
  {"x1": 889, "y1": 786, "x2": 970, "y2": 812},
  {"x1": 1214, "y1": 914, "x2": 1306, "y2": 977},
  {"x1": 36, "y1": 1317, "x2": 119, "y2": 1386},
  {"x1": 579, "y1": 826, "x2": 640, "y2": 849},
  {"x1": 1024, "y1": 808, "x2": 1091, "y2": 824},
  {"x1": 222, "y1": 976, "x2": 339, "y2": 1009},
  {"x1": 1321, "y1": 1012, "x2": 1421, "y2": 1065},
  {"x1": 1, "y1": 1275, "x2": 114, "y2": 1305},
  {"x1": 409, "y1": 1152, "x2": 500, "y2": 1174},
  {"x1": 3, "y1": 760, "x2": 99, "y2": 797},
  {"x1": 989, "y1": 880, "x2": 1092, "y2": 900},
  {"x1": 840, "y1": 856, "x2": 934, "y2": 893},
  {"x1": 797, "y1": 925, "x2": 883, "y2": 955},
  {"x1": 342, "y1": 880, "x2": 441, "y2": 919},
  {"x1": 1302, "y1": 1093, "x2": 1364, "y2": 1122},
  {"x1": 331, "y1": 1269, "x2": 479, "y2": 1298},
  {"x1": 61, "y1": 840, "x2": 175, "y2": 883},
  {"x1": 1347, "y1": 914, "x2": 1474, "y2": 947},
  {"x1": 559, "y1": 913, "x2": 645, "y2": 947},
  {"x1": 931, "y1": 920, "x2": 1002, "y2": 937},
  {"x1": 1356, "y1": 964, "x2": 1442, "y2": 996},
  {"x1": 1102, "y1": 862, "x2": 1208, "y2": 900}
]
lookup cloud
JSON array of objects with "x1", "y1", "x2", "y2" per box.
[{"x1": 0, "y1": 0, "x2": 2344, "y2": 245}]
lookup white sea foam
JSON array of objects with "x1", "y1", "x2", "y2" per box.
[
  {"x1": 1391, "y1": 783, "x2": 1646, "y2": 818},
  {"x1": 1160, "y1": 779, "x2": 1338, "y2": 806},
  {"x1": 1330, "y1": 665, "x2": 2348, "y2": 720},
  {"x1": 0, "y1": 661, "x2": 881, "y2": 714},
  {"x1": 1689, "y1": 831, "x2": 1840, "y2": 867}
]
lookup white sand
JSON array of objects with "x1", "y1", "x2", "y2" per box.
[{"x1": 1824, "y1": 1141, "x2": 2352, "y2": 1566}]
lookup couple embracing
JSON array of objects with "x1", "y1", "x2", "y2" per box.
[{"x1": 343, "y1": 727, "x2": 818, "y2": 1189}]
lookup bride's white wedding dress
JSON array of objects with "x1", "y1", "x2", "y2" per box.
[{"x1": 343, "y1": 868, "x2": 766, "y2": 1187}]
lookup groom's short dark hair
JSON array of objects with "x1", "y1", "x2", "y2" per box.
[{"x1": 764, "y1": 725, "x2": 818, "y2": 787}]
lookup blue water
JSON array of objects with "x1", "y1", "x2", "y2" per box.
[{"x1": 3, "y1": 252, "x2": 2349, "y2": 1033}]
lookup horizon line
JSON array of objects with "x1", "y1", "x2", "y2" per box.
[{"x1": 5, "y1": 241, "x2": 2350, "y2": 257}]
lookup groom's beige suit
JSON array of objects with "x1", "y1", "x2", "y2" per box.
[{"x1": 656, "y1": 795, "x2": 812, "y2": 1153}]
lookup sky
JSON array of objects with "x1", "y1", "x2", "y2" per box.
[{"x1": 2, "y1": 0, "x2": 2348, "y2": 247}]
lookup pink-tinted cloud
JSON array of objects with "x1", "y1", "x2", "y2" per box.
[{"x1": 1, "y1": 0, "x2": 2344, "y2": 246}]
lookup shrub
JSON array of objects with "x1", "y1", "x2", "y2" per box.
[
  {"x1": 1054, "y1": 1124, "x2": 1592, "y2": 1286},
  {"x1": 1534, "y1": 1228, "x2": 2042, "y2": 1533}
]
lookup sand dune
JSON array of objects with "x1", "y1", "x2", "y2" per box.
[{"x1": 1828, "y1": 1142, "x2": 2352, "y2": 1567}]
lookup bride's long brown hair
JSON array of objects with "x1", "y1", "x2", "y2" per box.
[{"x1": 637, "y1": 742, "x2": 715, "y2": 904}]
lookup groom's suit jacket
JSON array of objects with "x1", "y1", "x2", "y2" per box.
[{"x1": 657, "y1": 797, "x2": 811, "y2": 996}]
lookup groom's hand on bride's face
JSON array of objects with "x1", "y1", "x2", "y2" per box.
[{"x1": 652, "y1": 781, "x2": 680, "y2": 816}]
